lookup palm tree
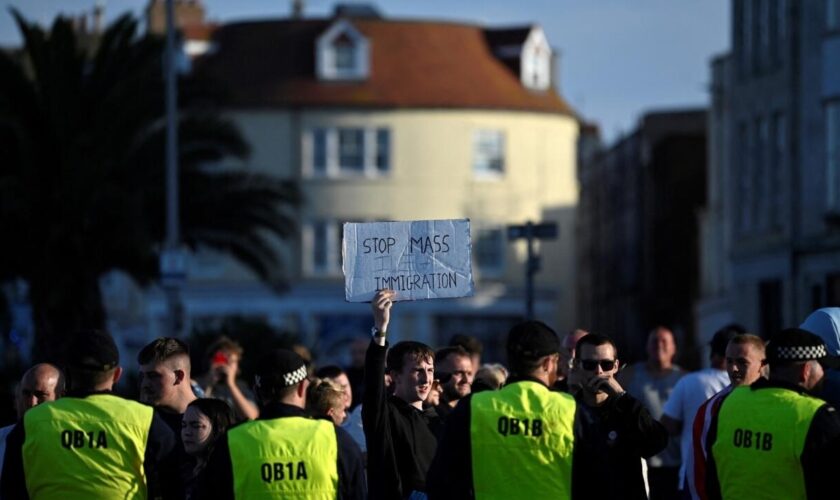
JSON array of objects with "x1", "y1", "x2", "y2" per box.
[{"x1": 0, "y1": 11, "x2": 300, "y2": 362}]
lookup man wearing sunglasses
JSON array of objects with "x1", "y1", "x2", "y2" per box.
[{"x1": 571, "y1": 334, "x2": 669, "y2": 500}]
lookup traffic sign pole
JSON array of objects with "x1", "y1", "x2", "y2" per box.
[{"x1": 507, "y1": 220, "x2": 558, "y2": 321}]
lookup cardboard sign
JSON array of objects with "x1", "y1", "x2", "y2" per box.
[{"x1": 342, "y1": 219, "x2": 474, "y2": 302}]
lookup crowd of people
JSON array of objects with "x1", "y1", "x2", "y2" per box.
[{"x1": 1, "y1": 289, "x2": 840, "y2": 499}]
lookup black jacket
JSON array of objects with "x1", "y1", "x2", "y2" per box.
[
  {"x1": 363, "y1": 339, "x2": 441, "y2": 499},
  {"x1": 196, "y1": 402, "x2": 366, "y2": 500},
  {"x1": 426, "y1": 378, "x2": 668, "y2": 500},
  {"x1": 0, "y1": 390, "x2": 178, "y2": 500},
  {"x1": 573, "y1": 391, "x2": 669, "y2": 500}
]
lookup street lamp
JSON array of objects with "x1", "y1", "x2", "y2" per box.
[{"x1": 161, "y1": 0, "x2": 186, "y2": 336}]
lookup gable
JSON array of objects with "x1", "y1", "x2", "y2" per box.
[{"x1": 316, "y1": 19, "x2": 369, "y2": 81}]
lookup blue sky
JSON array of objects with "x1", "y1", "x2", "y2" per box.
[{"x1": 1, "y1": 0, "x2": 730, "y2": 143}]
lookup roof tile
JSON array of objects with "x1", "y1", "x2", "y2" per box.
[{"x1": 195, "y1": 18, "x2": 576, "y2": 115}]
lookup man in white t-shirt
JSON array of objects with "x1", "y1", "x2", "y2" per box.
[{"x1": 660, "y1": 326, "x2": 741, "y2": 494}]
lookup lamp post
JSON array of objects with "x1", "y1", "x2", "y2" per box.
[{"x1": 161, "y1": 0, "x2": 186, "y2": 336}]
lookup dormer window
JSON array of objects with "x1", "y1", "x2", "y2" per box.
[
  {"x1": 317, "y1": 20, "x2": 369, "y2": 81},
  {"x1": 521, "y1": 28, "x2": 551, "y2": 91}
]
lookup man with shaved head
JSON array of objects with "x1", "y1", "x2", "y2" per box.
[
  {"x1": 138, "y1": 337, "x2": 197, "y2": 415},
  {"x1": 138, "y1": 337, "x2": 198, "y2": 498},
  {"x1": 15, "y1": 363, "x2": 65, "y2": 418},
  {"x1": 0, "y1": 363, "x2": 65, "y2": 478}
]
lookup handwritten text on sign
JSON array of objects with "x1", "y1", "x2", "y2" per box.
[{"x1": 343, "y1": 219, "x2": 474, "y2": 302}]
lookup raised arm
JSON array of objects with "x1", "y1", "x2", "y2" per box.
[{"x1": 362, "y1": 290, "x2": 395, "y2": 434}]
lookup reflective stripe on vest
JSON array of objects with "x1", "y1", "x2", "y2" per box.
[
  {"x1": 228, "y1": 416, "x2": 338, "y2": 499},
  {"x1": 22, "y1": 394, "x2": 153, "y2": 499},
  {"x1": 470, "y1": 381, "x2": 576, "y2": 500},
  {"x1": 712, "y1": 385, "x2": 824, "y2": 500}
]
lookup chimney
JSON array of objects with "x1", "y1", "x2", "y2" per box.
[
  {"x1": 292, "y1": 0, "x2": 304, "y2": 18},
  {"x1": 92, "y1": 1, "x2": 104, "y2": 33},
  {"x1": 145, "y1": 0, "x2": 207, "y2": 35}
]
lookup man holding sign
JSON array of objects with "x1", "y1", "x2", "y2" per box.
[{"x1": 363, "y1": 290, "x2": 442, "y2": 500}]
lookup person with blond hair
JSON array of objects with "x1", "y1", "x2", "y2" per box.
[
  {"x1": 472, "y1": 363, "x2": 508, "y2": 392},
  {"x1": 307, "y1": 377, "x2": 348, "y2": 425}
]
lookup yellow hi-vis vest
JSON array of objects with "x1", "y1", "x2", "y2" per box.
[
  {"x1": 712, "y1": 385, "x2": 825, "y2": 500},
  {"x1": 22, "y1": 394, "x2": 153, "y2": 499},
  {"x1": 228, "y1": 416, "x2": 339, "y2": 499},
  {"x1": 470, "y1": 381, "x2": 576, "y2": 500}
]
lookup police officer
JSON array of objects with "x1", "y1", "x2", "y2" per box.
[
  {"x1": 703, "y1": 328, "x2": 840, "y2": 499},
  {"x1": 0, "y1": 329, "x2": 178, "y2": 499},
  {"x1": 197, "y1": 349, "x2": 366, "y2": 499},
  {"x1": 427, "y1": 320, "x2": 578, "y2": 500}
]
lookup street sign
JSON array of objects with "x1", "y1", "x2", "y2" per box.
[
  {"x1": 507, "y1": 222, "x2": 558, "y2": 241},
  {"x1": 160, "y1": 247, "x2": 188, "y2": 287}
]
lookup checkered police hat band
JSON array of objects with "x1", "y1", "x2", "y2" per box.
[
  {"x1": 283, "y1": 365, "x2": 308, "y2": 386},
  {"x1": 776, "y1": 345, "x2": 826, "y2": 361}
]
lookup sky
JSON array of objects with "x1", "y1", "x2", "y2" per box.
[{"x1": 1, "y1": 0, "x2": 730, "y2": 144}]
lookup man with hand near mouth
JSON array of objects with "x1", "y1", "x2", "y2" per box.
[
  {"x1": 572, "y1": 334, "x2": 669, "y2": 500},
  {"x1": 364, "y1": 289, "x2": 441, "y2": 500},
  {"x1": 433, "y1": 345, "x2": 474, "y2": 421}
]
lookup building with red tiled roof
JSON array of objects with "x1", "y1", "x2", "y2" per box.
[
  {"x1": 139, "y1": 3, "x2": 581, "y2": 360},
  {"x1": 195, "y1": 18, "x2": 575, "y2": 114}
]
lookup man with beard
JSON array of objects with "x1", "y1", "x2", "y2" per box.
[
  {"x1": 364, "y1": 289, "x2": 441, "y2": 500},
  {"x1": 702, "y1": 328, "x2": 840, "y2": 499},
  {"x1": 433, "y1": 346, "x2": 474, "y2": 421}
]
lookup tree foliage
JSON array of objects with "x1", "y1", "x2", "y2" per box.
[{"x1": 0, "y1": 11, "x2": 300, "y2": 361}]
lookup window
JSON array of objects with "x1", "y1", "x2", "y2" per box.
[
  {"x1": 738, "y1": 0, "x2": 753, "y2": 76},
  {"x1": 770, "y1": 113, "x2": 786, "y2": 227},
  {"x1": 737, "y1": 121, "x2": 752, "y2": 230},
  {"x1": 312, "y1": 128, "x2": 328, "y2": 174},
  {"x1": 316, "y1": 20, "x2": 369, "y2": 81},
  {"x1": 827, "y1": 101, "x2": 840, "y2": 210},
  {"x1": 757, "y1": 0, "x2": 770, "y2": 70},
  {"x1": 308, "y1": 220, "x2": 343, "y2": 275},
  {"x1": 758, "y1": 279, "x2": 783, "y2": 338},
  {"x1": 770, "y1": 0, "x2": 787, "y2": 65},
  {"x1": 812, "y1": 284, "x2": 824, "y2": 311},
  {"x1": 753, "y1": 116, "x2": 768, "y2": 229},
  {"x1": 474, "y1": 227, "x2": 505, "y2": 274},
  {"x1": 333, "y1": 34, "x2": 356, "y2": 71},
  {"x1": 375, "y1": 129, "x2": 390, "y2": 172},
  {"x1": 828, "y1": 273, "x2": 840, "y2": 306},
  {"x1": 306, "y1": 127, "x2": 391, "y2": 177},
  {"x1": 779, "y1": 0, "x2": 788, "y2": 38},
  {"x1": 338, "y1": 128, "x2": 364, "y2": 172},
  {"x1": 829, "y1": 0, "x2": 840, "y2": 30},
  {"x1": 473, "y1": 130, "x2": 505, "y2": 177}
]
